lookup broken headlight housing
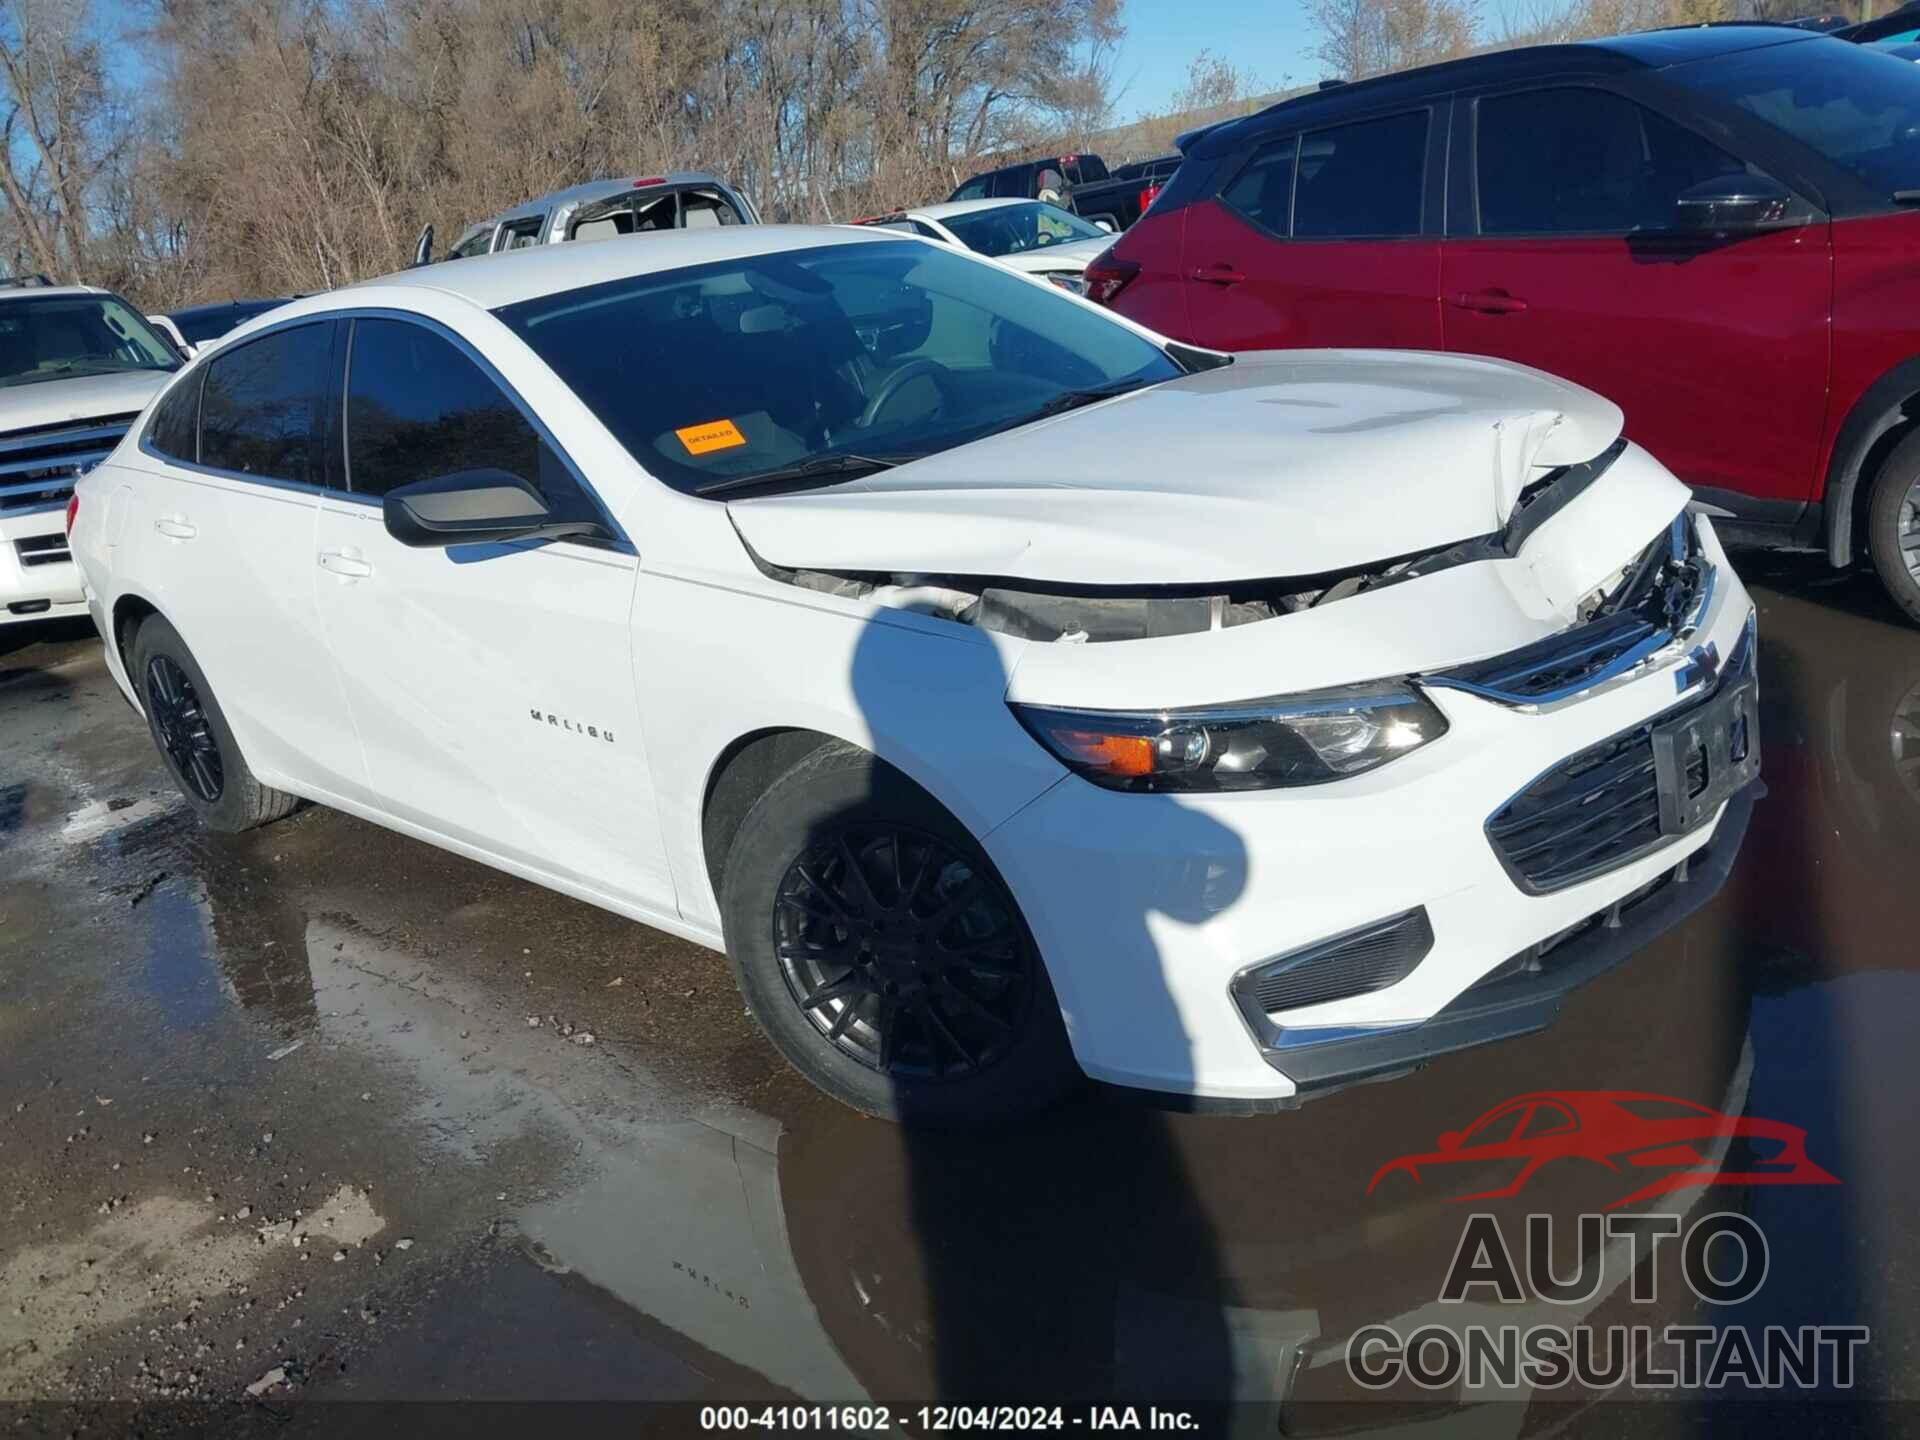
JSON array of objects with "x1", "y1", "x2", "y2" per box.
[{"x1": 1012, "y1": 682, "x2": 1449, "y2": 792}]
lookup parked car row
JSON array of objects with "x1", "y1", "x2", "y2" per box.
[{"x1": 1088, "y1": 24, "x2": 1920, "y2": 624}]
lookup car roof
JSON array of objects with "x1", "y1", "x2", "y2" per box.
[
  {"x1": 490, "y1": 172, "x2": 737, "y2": 226},
  {"x1": 341, "y1": 223, "x2": 901, "y2": 312},
  {"x1": 1190, "y1": 25, "x2": 1819, "y2": 157},
  {"x1": 0, "y1": 283, "x2": 107, "y2": 301}
]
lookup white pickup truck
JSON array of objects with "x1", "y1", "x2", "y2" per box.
[{"x1": 0, "y1": 281, "x2": 181, "y2": 627}]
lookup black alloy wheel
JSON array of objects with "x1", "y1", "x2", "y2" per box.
[
  {"x1": 145, "y1": 653, "x2": 224, "y2": 802},
  {"x1": 773, "y1": 823, "x2": 1034, "y2": 1080}
]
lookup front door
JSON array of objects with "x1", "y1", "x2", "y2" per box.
[
  {"x1": 310, "y1": 315, "x2": 672, "y2": 911},
  {"x1": 1181, "y1": 108, "x2": 1445, "y2": 352},
  {"x1": 1441, "y1": 84, "x2": 1832, "y2": 508}
]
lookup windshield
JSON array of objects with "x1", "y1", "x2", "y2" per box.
[
  {"x1": 495, "y1": 239, "x2": 1181, "y2": 496},
  {"x1": 0, "y1": 294, "x2": 179, "y2": 387},
  {"x1": 1688, "y1": 39, "x2": 1920, "y2": 196},
  {"x1": 941, "y1": 202, "x2": 1108, "y2": 257}
]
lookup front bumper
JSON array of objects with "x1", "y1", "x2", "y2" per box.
[
  {"x1": 983, "y1": 524, "x2": 1757, "y2": 1104},
  {"x1": 0, "y1": 507, "x2": 84, "y2": 623}
]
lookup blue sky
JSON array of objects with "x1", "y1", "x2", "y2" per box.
[{"x1": 1112, "y1": 1, "x2": 1327, "y2": 121}]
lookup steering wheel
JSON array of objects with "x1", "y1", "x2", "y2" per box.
[{"x1": 858, "y1": 359, "x2": 956, "y2": 430}]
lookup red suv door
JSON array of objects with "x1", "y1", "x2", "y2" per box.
[
  {"x1": 1180, "y1": 108, "x2": 1444, "y2": 351},
  {"x1": 1441, "y1": 84, "x2": 1832, "y2": 509}
]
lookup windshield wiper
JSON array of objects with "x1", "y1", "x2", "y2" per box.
[
  {"x1": 694, "y1": 452, "x2": 917, "y2": 498},
  {"x1": 1014, "y1": 378, "x2": 1154, "y2": 427}
]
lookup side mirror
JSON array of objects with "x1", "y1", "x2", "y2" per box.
[
  {"x1": 1437, "y1": 1130, "x2": 1463, "y2": 1152},
  {"x1": 382, "y1": 469, "x2": 600, "y2": 548},
  {"x1": 1093, "y1": 217, "x2": 1116, "y2": 233},
  {"x1": 1674, "y1": 173, "x2": 1799, "y2": 234},
  {"x1": 411, "y1": 222, "x2": 434, "y2": 267}
]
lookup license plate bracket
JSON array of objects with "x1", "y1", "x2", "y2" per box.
[{"x1": 1652, "y1": 679, "x2": 1760, "y2": 838}]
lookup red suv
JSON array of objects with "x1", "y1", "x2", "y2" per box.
[{"x1": 1090, "y1": 27, "x2": 1920, "y2": 623}]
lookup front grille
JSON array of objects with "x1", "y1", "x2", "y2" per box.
[
  {"x1": 1487, "y1": 628, "x2": 1753, "y2": 893},
  {"x1": 1237, "y1": 908, "x2": 1434, "y2": 1016},
  {"x1": 1430, "y1": 515, "x2": 1709, "y2": 706},
  {"x1": 0, "y1": 415, "x2": 134, "y2": 514},
  {"x1": 14, "y1": 533, "x2": 69, "y2": 568}
]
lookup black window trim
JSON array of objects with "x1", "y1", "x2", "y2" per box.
[
  {"x1": 137, "y1": 308, "x2": 632, "y2": 555},
  {"x1": 1456, "y1": 73, "x2": 1834, "y2": 238},
  {"x1": 1213, "y1": 103, "x2": 1446, "y2": 243},
  {"x1": 335, "y1": 309, "x2": 631, "y2": 554}
]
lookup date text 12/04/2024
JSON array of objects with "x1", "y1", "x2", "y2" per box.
[{"x1": 698, "y1": 1407, "x2": 1202, "y2": 1431}]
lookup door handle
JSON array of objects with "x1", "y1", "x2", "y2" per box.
[
  {"x1": 317, "y1": 549, "x2": 373, "y2": 579},
  {"x1": 1450, "y1": 289, "x2": 1528, "y2": 315},
  {"x1": 1189, "y1": 263, "x2": 1246, "y2": 286},
  {"x1": 154, "y1": 517, "x2": 196, "y2": 540}
]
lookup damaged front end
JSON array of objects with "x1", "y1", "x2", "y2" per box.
[{"x1": 744, "y1": 439, "x2": 1711, "y2": 698}]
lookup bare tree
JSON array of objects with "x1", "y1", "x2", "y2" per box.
[{"x1": 1305, "y1": 0, "x2": 1479, "y2": 79}]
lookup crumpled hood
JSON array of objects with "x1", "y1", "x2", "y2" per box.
[
  {"x1": 0, "y1": 369, "x2": 172, "y2": 434},
  {"x1": 729, "y1": 350, "x2": 1624, "y2": 585}
]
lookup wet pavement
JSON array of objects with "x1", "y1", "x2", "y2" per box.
[{"x1": 2, "y1": 552, "x2": 1918, "y2": 1436}]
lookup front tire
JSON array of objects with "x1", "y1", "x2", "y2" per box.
[
  {"x1": 718, "y1": 743, "x2": 1079, "y2": 1123},
  {"x1": 130, "y1": 616, "x2": 299, "y2": 833},
  {"x1": 1866, "y1": 430, "x2": 1920, "y2": 626}
]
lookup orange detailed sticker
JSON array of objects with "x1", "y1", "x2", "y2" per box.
[{"x1": 675, "y1": 418, "x2": 747, "y2": 455}]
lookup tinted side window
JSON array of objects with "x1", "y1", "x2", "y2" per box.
[
  {"x1": 951, "y1": 178, "x2": 989, "y2": 201},
  {"x1": 1219, "y1": 139, "x2": 1299, "y2": 236},
  {"x1": 146, "y1": 370, "x2": 202, "y2": 463},
  {"x1": 198, "y1": 322, "x2": 333, "y2": 483},
  {"x1": 345, "y1": 318, "x2": 579, "y2": 508},
  {"x1": 1477, "y1": 88, "x2": 1748, "y2": 235},
  {"x1": 1293, "y1": 111, "x2": 1428, "y2": 238}
]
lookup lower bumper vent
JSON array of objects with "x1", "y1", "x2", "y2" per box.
[{"x1": 1235, "y1": 908, "x2": 1434, "y2": 1018}]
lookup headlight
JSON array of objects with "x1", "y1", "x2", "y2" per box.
[
  {"x1": 1011, "y1": 682, "x2": 1448, "y2": 793},
  {"x1": 1045, "y1": 273, "x2": 1087, "y2": 294}
]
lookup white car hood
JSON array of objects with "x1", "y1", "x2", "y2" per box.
[
  {"x1": 729, "y1": 350, "x2": 1625, "y2": 586},
  {"x1": 0, "y1": 369, "x2": 171, "y2": 434},
  {"x1": 991, "y1": 237, "x2": 1112, "y2": 275}
]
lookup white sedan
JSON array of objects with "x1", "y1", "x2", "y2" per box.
[
  {"x1": 69, "y1": 226, "x2": 1759, "y2": 1121},
  {"x1": 855, "y1": 199, "x2": 1115, "y2": 292}
]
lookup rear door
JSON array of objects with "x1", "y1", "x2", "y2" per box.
[
  {"x1": 1440, "y1": 83, "x2": 1831, "y2": 507},
  {"x1": 1180, "y1": 107, "x2": 1446, "y2": 351},
  {"x1": 310, "y1": 315, "x2": 671, "y2": 910},
  {"x1": 122, "y1": 320, "x2": 363, "y2": 793}
]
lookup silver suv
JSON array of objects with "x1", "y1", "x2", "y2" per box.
[{"x1": 0, "y1": 279, "x2": 180, "y2": 628}]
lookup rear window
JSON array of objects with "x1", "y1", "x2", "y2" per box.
[{"x1": 1687, "y1": 38, "x2": 1920, "y2": 197}]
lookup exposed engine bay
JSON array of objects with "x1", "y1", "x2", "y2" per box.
[{"x1": 749, "y1": 440, "x2": 1703, "y2": 646}]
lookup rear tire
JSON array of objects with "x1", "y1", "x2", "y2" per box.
[
  {"x1": 130, "y1": 616, "x2": 299, "y2": 833},
  {"x1": 1866, "y1": 430, "x2": 1920, "y2": 626},
  {"x1": 718, "y1": 742, "x2": 1079, "y2": 1124}
]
